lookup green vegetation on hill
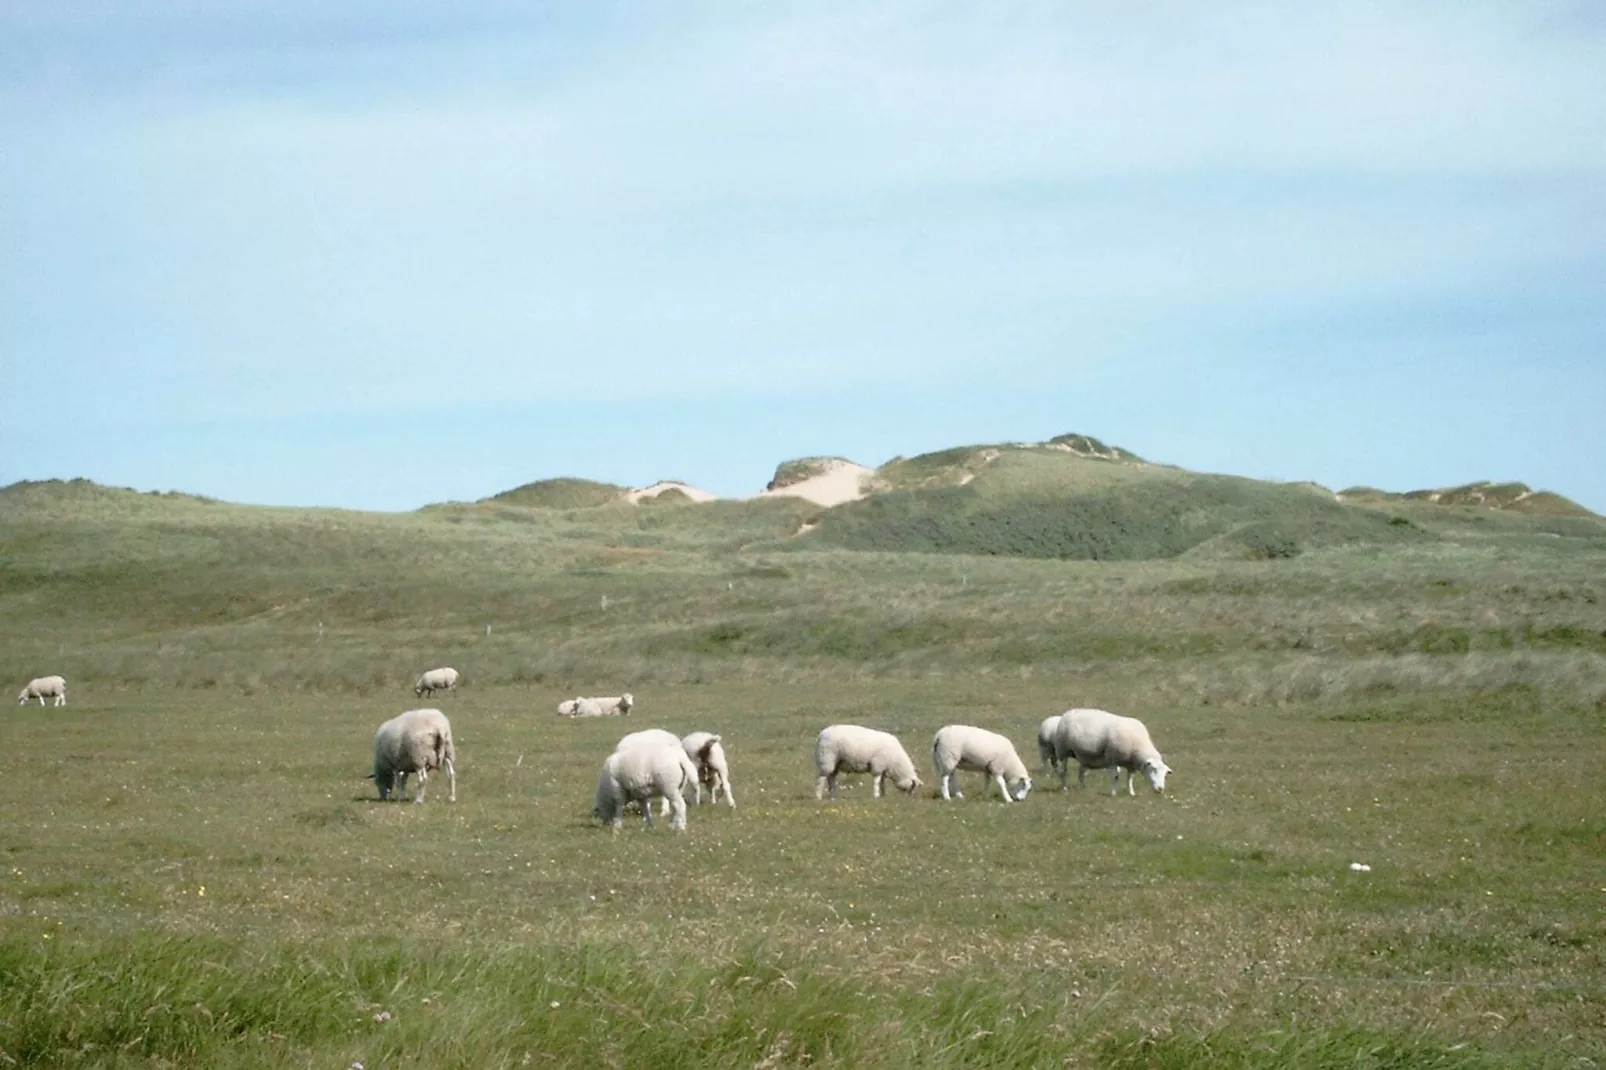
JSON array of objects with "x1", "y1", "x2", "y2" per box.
[
  {"x1": 1047, "y1": 431, "x2": 1143, "y2": 461},
  {"x1": 480, "y1": 477, "x2": 626, "y2": 509},
  {"x1": 818, "y1": 450, "x2": 1426, "y2": 561},
  {"x1": 1340, "y1": 481, "x2": 1597, "y2": 519}
]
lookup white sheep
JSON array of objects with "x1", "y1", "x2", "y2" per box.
[
  {"x1": 370, "y1": 708, "x2": 457, "y2": 803},
  {"x1": 932, "y1": 725, "x2": 1032, "y2": 803},
  {"x1": 556, "y1": 693, "x2": 634, "y2": 717},
  {"x1": 590, "y1": 693, "x2": 634, "y2": 717},
  {"x1": 615, "y1": 728, "x2": 700, "y2": 810},
  {"x1": 614, "y1": 728, "x2": 683, "y2": 753},
  {"x1": 813, "y1": 725, "x2": 922, "y2": 801},
  {"x1": 1052, "y1": 708, "x2": 1170, "y2": 795},
  {"x1": 594, "y1": 735, "x2": 695, "y2": 831},
  {"x1": 681, "y1": 731, "x2": 735, "y2": 808},
  {"x1": 1036, "y1": 714, "x2": 1064, "y2": 777},
  {"x1": 17, "y1": 675, "x2": 66, "y2": 707},
  {"x1": 413, "y1": 667, "x2": 460, "y2": 698}
]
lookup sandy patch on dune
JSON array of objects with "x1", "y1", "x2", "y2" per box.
[
  {"x1": 625, "y1": 481, "x2": 717, "y2": 504},
  {"x1": 759, "y1": 460, "x2": 873, "y2": 507}
]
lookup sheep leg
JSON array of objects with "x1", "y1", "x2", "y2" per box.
[
  {"x1": 872, "y1": 772, "x2": 884, "y2": 798},
  {"x1": 1078, "y1": 764, "x2": 1088, "y2": 790},
  {"x1": 721, "y1": 775, "x2": 736, "y2": 808},
  {"x1": 815, "y1": 775, "x2": 828, "y2": 801},
  {"x1": 443, "y1": 758, "x2": 456, "y2": 803},
  {"x1": 1109, "y1": 767, "x2": 1121, "y2": 796},
  {"x1": 643, "y1": 797, "x2": 656, "y2": 828},
  {"x1": 1126, "y1": 767, "x2": 1137, "y2": 796},
  {"x1": 414, "y1": 769, "x2": 429, "y2": 803},
  {"x1": 667, "y1": 792, "x2": 687, "y2": 832},
  {"x1": 993, "y1": 773, "x2": 1013, "y2": 802},
  {"x1": 1057, "y1": 758, "x2": 1070, "y2": 791},
  {"x1": 939, "y1": 772, "x2": 952, "y2": 800}
]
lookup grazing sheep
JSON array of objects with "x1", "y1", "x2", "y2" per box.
[
  {"x1": 370, "y1": 708, "x2": 457, "y2": 803},
  {"x1": 1052, "y1": 708, "x2": 1170, "y2": 796},
  {"x1": 615, "y1": 728, "x2": 683, "y2": 753},
  {"x1": 681, "y1": 731, "x2": 735, "y2": 808},
  {"x1": 594, "y1": 735, "x2": 694, "y2": 831},
  {"x1": 1036, "y1": 714, "x2": 1065, "y2": 778},
  {"x1": 932, "y1": 725, "x2": 1032, "y2": 803},
  {"x1": 413, "y1": 667, "x2": 460, "y2": 698},
  {"x1": 17, "y1": 675, "x2": 66, "y2": 707},
  {"x1": 814, "y1": 725, "x2": 922, "y2": 801},
  {"x1": 556, "y1": 693, "x2": 634, "y2": 717},
  {"x1": 616, "y1": 729, "x2": 700, "y2": 809}
]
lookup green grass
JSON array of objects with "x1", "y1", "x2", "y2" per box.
[
  {"x1": 3, "y1": 683, "x2": 1602, "y2": 1066},
  {"x1": 2, "y1": 477, "x2": 1605, "y2": 1066}
]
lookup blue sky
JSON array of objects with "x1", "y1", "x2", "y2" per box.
[{"x1": 4, "y1": 2, "x2": 1604, "y2": 512}]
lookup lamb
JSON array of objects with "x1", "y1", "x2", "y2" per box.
[
  {"x1": 813, "y1": 725, "x2": 922, "y2": 801},
  {"x1": 17, "y1": 675, "x2": 66, "y2": 707},
  {"x1": 1052, "y1": 708, "x2": 1170, "y2": 795},
  {"x1": 370, "y1": 708, "x2": 457, "y2": 803},
  {"x1": 1036, "y1": 714, "x2": 1065, "y2": 777},
  {"x1": 413, "y1": 667, "x2": 460, "y2": 698},
  {"x1": 594, "y1": 734, "x2": 695, "y2": 831},
  {"x1": 556, "y1": 693, "x2": 634, "y2": 717},
  {"x1": 932, "y1": 725, "x2": 1032, "y2": 803},
  {"x1": 681, "y1": 731, "x2": 735, "y2": 808}
]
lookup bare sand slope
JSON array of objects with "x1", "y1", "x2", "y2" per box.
[
  {"x1": 625, "y1": 481, "x2": 718, "y2": 504},
  {"x1": 758, "y1": 460, "x2": 873, "y2": 507}
]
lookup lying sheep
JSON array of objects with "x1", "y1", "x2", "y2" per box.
[
  {"x1": 594, "y1": 734, "x2": 694, "y2": 831},
  {"x1": 17, "y1": 675, "x2": 66, "y2": 707},
  {"x1": 370, "y1": 708, "x2": 457, "y2": 803},
  {"x1": 414, "y1": 667, "x2": 460, "y2": 698},
  {"x1": 814, "y1": 725, "x2": 922, "y2": 801},
  {"x1": 556, "y1": 692, "x2": 634, "y2": 717},
  {"x1": 932, "y1": 725, "x2": 1032, "y2": 803},
  {"x1": 1052, "y1": 708, "x2": 1170, "y2": 795},
  {"x1": 590, "y1": 693, "x2": 634, "y2": 717},
  {"x1": 1036, "y1": 714, "x2": 1064, "y2": 777},
  {"x1": 681, "y1": 731, "x2": 735, "y2": 808}
]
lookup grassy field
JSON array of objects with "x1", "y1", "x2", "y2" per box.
[{"x1": 2, "y1": 475, "x2": 1605, "y2": 1066}]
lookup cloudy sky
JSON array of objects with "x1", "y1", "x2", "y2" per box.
[{"x1": 4, "y1": 2, "x2": 1604, "y2": 511}]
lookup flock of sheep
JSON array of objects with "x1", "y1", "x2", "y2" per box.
[
  {"x1": 15, "y1": 668, "x2": 1171, "y2": 829},
  {"x1": 365, "y1": 666, "x2": 1171, "y2": 830}
]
